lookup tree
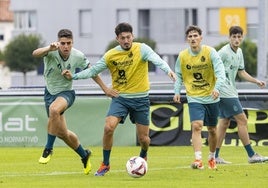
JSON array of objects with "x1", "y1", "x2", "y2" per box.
[
  {"x1": 214, "y1": 38, "x2": 257, "y2": 78},
  {"x1": 0, "y1": 50, "x2": 4, "y2": 61},
  {"x1": 106, "y1": 37, "x2": 156, "y2": 52},
  {"x1": 4, "y1": 34, "x2": 44, "y2": 85}
]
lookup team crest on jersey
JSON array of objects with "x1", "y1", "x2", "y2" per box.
[
  {"x1": 201, "y1": 56, "x2": 206, "y2": 62},
  {"x1": 66, "y1": 64, "x2": 71, "y2": 70},
  {"x1": 186, "y1": 64, "x2": 191, "y2": 69},
  {"x1": 128, "y1": 51, "x2": 133, "y2": 58}
]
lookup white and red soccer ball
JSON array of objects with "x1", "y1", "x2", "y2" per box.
[{"x1": 126, "y1": 156, "x2": 148, "y2": 178}]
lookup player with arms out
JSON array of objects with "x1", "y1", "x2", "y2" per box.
[
  {"x1": 173, "y1": 25, "x2": 226, "y2": 170},
  {"x1": 63, "y1": 22, "x2": 176, "y2": 176},
  {"x1": 32, "y1": 29, "x2": 117, "y2": 175},
  {"x1": 215, "y1": 25, "x2": 268, "y2": 164}
]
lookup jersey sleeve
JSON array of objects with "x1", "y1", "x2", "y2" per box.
[
  {"x1": 140, "y1": 43, "x2": 171, "y2": 74},
  {"x1": 210, "y1": 48, "x2": 226, "y2": 91},
  {"x1": 73, "y1": 56, "x2": 107, "y2": 80},
  {"x1": 174, "y1": 56, "x2": 183, "y2": 94}
]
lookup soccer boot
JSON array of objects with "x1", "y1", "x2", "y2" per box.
[
  {"x1": 39, "y1": 148, "x2": 53, "y2": 164},
  {"x1": 215, "y1": 157, "x2": 232, "y2": 164},
  {"x1": 191, "y1": 160, "x2": 204, "y2": 170},
  {"x1": 208, "y1": 158, "x2": 217, "y2": 169},
  {"x1": 248, "y1": 153, "x2": 268, "y2": 163},
  {"x1": 94, "y1": 162, "x2": 110, "y2": 176},
  {"x1": 81, "y1": 149, "x2": 92, "y2": 175}
]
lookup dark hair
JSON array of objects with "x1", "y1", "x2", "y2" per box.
[
  {"x1": 58, "y1": 29, "x2": 73, "y2": 39},
  {"x1": 115, "y1": 22, "x2": 133, "y2": 36},
  {"x1": 185, "y1": 25, "x2": 202, "y2": 36},
  {"x1": 229, "y1": 26, "x2": 243, "y2": 36}
]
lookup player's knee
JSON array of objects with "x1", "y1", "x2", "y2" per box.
[
  {"x1": 138, "y1": 135, "x2": 150, "y2": 145},
  {"x1": 192, "y1": 123, "x2": 202, "y2": 132},
  {"x1": 104, "y1": 124, "x2": 116, "y2": 136},
  {"x1": 236, "y1": 119, "x2": 248, "y2": 127},
  {"x1": 49, "y1": 106, "x2": 61, "y2": 118},
  {"x1": 207, "y1": 127, "x2": 217, "y2": 136}
]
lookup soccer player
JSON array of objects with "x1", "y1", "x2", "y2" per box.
[
  {"x1": 215, "y1": 25, "x2": 268, "y2": 164},
  {"x1": 62, "y1": 22, "x2": 176, "y2": 176},
  {"x1": 32, "y1": 29, "x2": 117, "y2": 174},
  {"x1": 173, "y1": 25, "x2": 226, "y2": 170}
]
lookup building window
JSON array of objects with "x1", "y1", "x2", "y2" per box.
[
  {"x1": 116, "y1": 9, "x2": 130, "y2": 24},
  {"x1": 207, "y1": 7, "x2": 257, "y2": 40},
  {"x1": 138, "y1": 9, "x2": 197, "y2": 43},
  {"x1": 79, "y1": 9, "x2": 92, "y2": 37},
  {"x1": 246, "y1": 8, "x2": 258, "y2": 40},
  {"x1": 0, "y1": 28, "x2": 4, "y2": 41},
  {"x1": 14, "y1": 11, "x2": 37, "y2": 30},
  {"x1": 207, "y1": 8, "x2": 219, "y2": 35},
  {"x1": 138, "y1": 8, "x2": 198, "y2": 72},
  {"x1": 138, "y1": 9, "x2": 150, "y2": 38},
  {"x1": 247, "y1": 24, "x2": 258, "y2": 40},
  {"x1": 184, "y1": 9, "x2": 198, "y2": 28}
]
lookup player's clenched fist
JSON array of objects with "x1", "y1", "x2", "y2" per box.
[
  {"x1": 62, "y1": 70, "x2": 73, "y2": 80},
  {"x1": 49, "y1": 42, "x2": 60, "y2": 51}
]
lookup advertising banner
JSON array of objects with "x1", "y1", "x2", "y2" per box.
[
  {"x1": 219, "y1": 8, "x2": 247, "y2": 35},
  {"x1": 0, "y1": 96, "x2": 136, "y2": 147},
  {"x1": 1, "y1": 94, "x2": 267, "y2": 147},
  {"x1": 149, "y1": 96, "x2": 268, "y2": 146}
]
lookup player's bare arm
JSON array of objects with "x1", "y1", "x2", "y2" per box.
[
  {"x1": 238, "y1": 70, "x2": 266, "y2": 89},
  {"x1": 92, "y1": 76, "x2": 119, "y2": 98},
  {"x1": 168, "y1": 71, "x2": 177, "y2": 82},
  {"x1": 32, "y1": 42, "x2": 60, "y2": 57},
  {"x1": 173, "y1": 94, "x2": 181, "y2": 103},
  {"x1": 211, "y1": 89, "x2": 219, "y2": 100},
  {"x1": 256, "y1": 80, "x2": 266, "y2": 88}
]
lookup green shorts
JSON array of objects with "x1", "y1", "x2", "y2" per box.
[
  {"x1": 44, "y1": 87, "x2": 75, "y2": 117},
  {"x1": 188, "y1": 102, "x2": 219, "y2": 126},
  {"x1": 107, "y1": 96, "x2": 150, "y2": 125}
]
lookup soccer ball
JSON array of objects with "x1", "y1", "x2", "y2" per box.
[{"x1": 126, "y1": 156, "x2": 148, "y2": 178}]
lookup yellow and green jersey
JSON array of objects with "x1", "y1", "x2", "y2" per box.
[
  {"x1": 74, "y1": 42, "x2": 172, "y2": 98},
  {"x1": 174, "y1": 45, "x2": 226, "y2": 104},
  {"x1": 105, "y1": 42, "x2": 149, "y2": 94}
]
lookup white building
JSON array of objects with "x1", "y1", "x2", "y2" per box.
[
  {"x1": 0, "y1": 0, "x2": 13, "y2": 51},
  {"x1": 9, "y1": 0, "x2": 266, "y2": 78}
]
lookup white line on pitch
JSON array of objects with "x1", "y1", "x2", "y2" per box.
[{"x1": 0, "y1": 163, "x2": 256, "y2": 178}]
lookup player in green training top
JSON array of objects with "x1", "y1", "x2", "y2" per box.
[
  {"x1": 173, "y1": 25, "x2": 226, "y2": 170},
  {"x1": 32, "y1": 29, "x2": 117, "y2": 175},
  {"x1": 215, "y1": 26, "x2": 268, "y2": 164},
  {"x1": 63, "y1": 22, "x2": 176, "y2": 176}
]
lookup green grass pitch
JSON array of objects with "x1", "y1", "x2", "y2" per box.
[{"x1": 0, "y1": 146, "x2": 267, "y2": 188}]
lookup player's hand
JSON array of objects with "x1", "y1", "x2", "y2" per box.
[
  {"x1": 62, "y1": 70, "x2": 73, "y2": 80},
  {"x1": 168, "y1": 71, "x2": 177, "y2": 82},
  {"x1": 104, "y1": 88, "x2": 119, "y2": 98},
  {"x1": 211, "y1": 89, "x2": 219, "y2": 100},
  {"x1": 256, "y1": 80, "x2": 266, "y2": 89},
  {"x1": 173, "y1": 94, "x2": 181, "y2": 103},
  {"x1": 49, "y1": 42, "x2": 60, "y2": 51}
]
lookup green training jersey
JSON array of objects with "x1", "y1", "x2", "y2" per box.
[
  {"x1": 218, "y1": 44, "x2": 244, "y2": 98},
  {"x1": 44, "y1": 48, "x2": 89, "y2": 95}
]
